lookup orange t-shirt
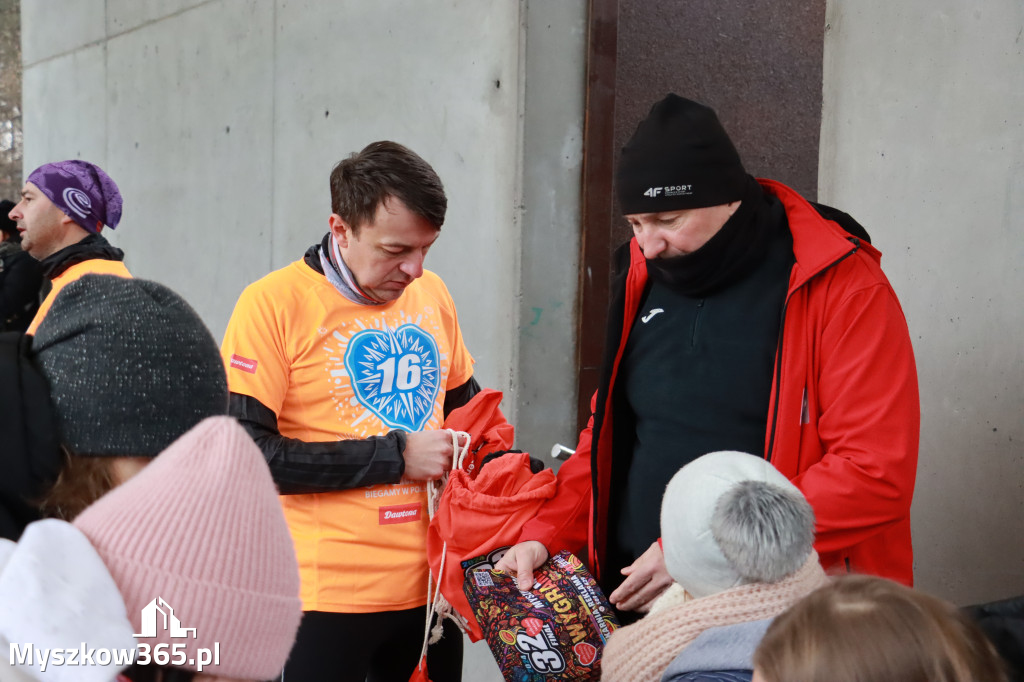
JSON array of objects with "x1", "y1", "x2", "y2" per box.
[
  {"x1": 221, "y1": 259, "x2": 475, "y2": 613},
  {"x1": 27, "y1": 259, "x2": 133, "y2": 335}
]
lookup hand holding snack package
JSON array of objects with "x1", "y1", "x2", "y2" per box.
[{"x1": 464, "y1": 550, "x2": 619, "y2": 681}]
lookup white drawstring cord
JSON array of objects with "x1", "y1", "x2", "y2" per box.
[{"x1": 417, "y1": 429, "x2": 472, "y2": 673}]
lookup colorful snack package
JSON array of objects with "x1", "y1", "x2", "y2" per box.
[{"x1": 463, "y1": 550, "x2": 620, "y2": 681}]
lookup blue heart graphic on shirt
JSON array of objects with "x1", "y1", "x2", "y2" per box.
[{"x1": 344, "y1": 324, "x2": 441, "y2": 431}]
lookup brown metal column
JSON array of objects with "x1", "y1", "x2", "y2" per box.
[
  {"x1": 575, "y1": 0, "x2": 619, "y2": 433},
  {"x1": 574, "y1": 0, "x2": 825, "y2": 433}
]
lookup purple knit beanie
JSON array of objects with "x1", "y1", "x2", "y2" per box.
[
  {"x1": 73, "y1": 417, "x2": 302, "y2": 679},
  {"x1": 26, "y1": 160, "x2": 123, "y2": 233}
]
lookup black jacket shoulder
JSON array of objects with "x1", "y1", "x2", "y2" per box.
[{"x1": 809, "y1": 202, "x2": 872, "y2": 244}]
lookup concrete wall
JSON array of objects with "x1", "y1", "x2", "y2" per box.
[
  {"x1": 518, "y1": 0, "x2": 585, "y2": 463},
  {"x1": 821, "y1": 0, "x2": 1024, "y2": 605},
  {"x1": 21, "y1": 2, "x2": 585, "y2": 677},
  {"x1": 20, "y1": 0, "x2": 585, "y2": 460},
  {"x1": 24, "y1": 0, "x2": 1022, "y2": 657}
]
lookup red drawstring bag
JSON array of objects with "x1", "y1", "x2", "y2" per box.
[
  {"x1": 408, "y1": 661, "x2": 431, "y2": 682},
  {"x1": 441, "y1": 388, "x2": 516, "y2": 474},
  {"x1": 410, "y1": 390, "x2": 557, "y2": 681},
  {"x1": 428, "y1": 450, "x2": 558, "y2": 641}
]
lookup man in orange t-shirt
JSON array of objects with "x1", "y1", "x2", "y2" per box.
[
  {"x1": 6, "y1": 160, "x2": 131, "y2": 335},
  {"x1": 222, "y1": 141, "x2": 487, "y2": 681}
]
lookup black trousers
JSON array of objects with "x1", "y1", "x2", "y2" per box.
[{"x1": 280, "y1": 607, "x2": 463, "y2": 682}]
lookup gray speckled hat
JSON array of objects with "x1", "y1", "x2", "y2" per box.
[{"x1": 31, "y1": 274, "x2": 228, "y2": 456}]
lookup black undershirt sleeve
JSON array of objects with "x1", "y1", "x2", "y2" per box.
[
  {"x1": 443, "y1": 375, "x2": 481, "y2": 418},
  {"x1": 229, "y1": 392, "x2": 407, "y2": 494},
  {"x1": 230, "y1": 375, "x2": 482, "y2": 495}
]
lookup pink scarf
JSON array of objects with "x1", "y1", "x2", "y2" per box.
[{"x1": 600, "y1": 553, "x2": 828, "y2": 682}]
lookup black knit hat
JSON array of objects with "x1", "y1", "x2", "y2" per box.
[
  {"x1": 1, "y1": 199, "x2": 17, "y2": 240},
  {"x1": 616, "y1": 94, "x2": 747, "y2": 215},
  {"x1": 31, "y1": 275, "x2": 228, "y2": 457}
]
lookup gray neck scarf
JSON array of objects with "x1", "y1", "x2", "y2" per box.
[{"x1": 318, "y1": 234, "x2": 385, "y2": 306}]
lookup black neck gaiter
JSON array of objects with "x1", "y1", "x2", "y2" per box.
[
  {"x1": 645, "y1": 176, "x2": 776, "y2": 298},
  {"x1": 39, "y1": 233, "x2": 125, "y2": 280}
]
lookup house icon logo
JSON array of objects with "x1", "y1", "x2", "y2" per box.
[{"x1": 133, "y1": 597, "x2": 197, "y2": 639}]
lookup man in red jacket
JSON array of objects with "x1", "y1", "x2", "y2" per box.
[{"x1": 497, "y1": 94, "x2": 919, "y2": 619}]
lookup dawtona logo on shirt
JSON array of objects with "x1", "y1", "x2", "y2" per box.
[
  {"x1": 378, "y1": 502, "x2": 423, "y2": 525},
  {"x1": 229, "y1": 353, "x2": 258, "y2": 374},
  {"x1": 344, "y1": 323, "x2": 441, "y2": 431}
]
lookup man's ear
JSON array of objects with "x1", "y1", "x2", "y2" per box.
[
  {"x1": 328, "y1": 213, "x2": 353, "y2": 247},
  {"x1": 60, "y1": 214, "x2": 92, "y2": 239}
]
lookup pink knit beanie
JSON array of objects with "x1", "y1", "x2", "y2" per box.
[{"x1": 73, "y1": 416, "x2": 302, "y2": 679}]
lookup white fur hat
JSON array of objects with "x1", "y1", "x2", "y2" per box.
[{"x1": 660, "y1": 451, "x2": 815, "y2": 599}]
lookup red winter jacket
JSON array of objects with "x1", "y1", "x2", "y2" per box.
[{"x1": 518, "y1": 179, "x2": 920, "y2": 586}]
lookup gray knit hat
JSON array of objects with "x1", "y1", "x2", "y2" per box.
[
  {"x1": 31, "y1": 275, "x2": 228, "y2": 456},
  {"x1": 660, "y1": 451, "x2": 815, "y2": 599}
]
